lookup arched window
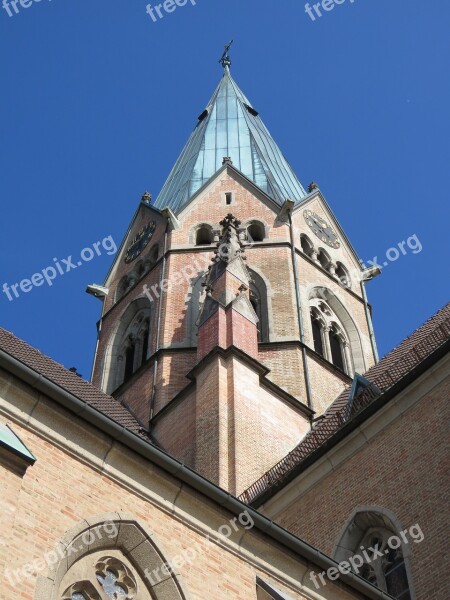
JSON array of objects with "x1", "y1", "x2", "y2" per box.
[
  {"x1": 123, "y1": 338, "x2": 136, "y2": 383},
  {"x1": 141, "y1": 320, "x2": 150, "y2": 364},
  {"x1": 310, "y1": 308, "x2": 325, "y2": 357},
  {"x1": 196, "y1": 224, "x2": 214, "y2": 245},
  {"x1": 250, "y1": 287, "x2": 263, "y2": 343},
  {"x1": 329, "y1": 325, "x2": 345, "y2": 371},
  {"x1": 317, "y1": 248, "x2": 332, "y2": 272},
  {"x1": 116, "y1": 276, "x2": 131, "y2": 303},
  {"x1": 118, "y1": 313, "x2": 150, "y2": 387},
  {"x1": 36, "y1": 517, "x2": 188, "y2": 600},
  {"x1": 144, "y1": 245, "x2": 159, "y2": 273},
  {"x1": 300, "y1": 234, "x2": 315, "y2": 258},
  {"x1": 309, "y1": 287, "x2": 366, "y2": 375},
  {"x1": 246, "y1": 220, "x2": 265, "y2": 243},
  {"x1": 357, "y1": 530, "x2": 411, "y2": 599},
  {"x1": 309, "y1": 295, "x2": 353, "y2": 375},
  {"x1": 336, "y1": 261, "x2": 351, "y2": 288},
  {"x1": 248, "y1": 268, "x2": 270, "y2": 343},
  {"x1": 135, "y1": 261, "x2": 146, "y2": 279},
  {"x1": 103, "y1": 299, "x2": 152, "y2": 393},
  {"x1": 334, "y1": 510, "x2": 415, "y2": 600}
]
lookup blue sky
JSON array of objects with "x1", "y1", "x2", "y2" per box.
[{"x1": 0, "y1": 0, "x2": 449, "y2": 379}]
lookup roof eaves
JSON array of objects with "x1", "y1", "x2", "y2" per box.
[
  {"x1": 0, "y1": 338, "x2": 389, "y2": 600},
  {"x1": 250, "y1": 339, "x2": 449, "y2": 508}
]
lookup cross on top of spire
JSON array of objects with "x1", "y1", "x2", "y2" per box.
[{"x1": 219, "y1": 40, "x2": 234, "y2": 70}]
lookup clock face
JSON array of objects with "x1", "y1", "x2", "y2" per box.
[
  {"x1": 303, "y1": 210, "x2": 340, "y2": 249},
  {"x1": 125, "y1": 221, "x2": 156, "y2": 263}
]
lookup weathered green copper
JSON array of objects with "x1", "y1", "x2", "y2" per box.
[
  {"x1": 0, "y1": 421, "x2": 36, "y2": 464},
  {"x1": 153, "y1": 63, "x2": 307, "y2": 214}
]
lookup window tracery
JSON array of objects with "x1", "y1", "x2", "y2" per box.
[
  {"x1": 117, "y1": 310, "x2": 151, "y2": 387},
  {"x1": 95, "y1": 557, "x2": 137, "y2": 599},
  {"x1": 62, "y1": 581, "x2": 101, "y2": 600},
  {"x1": 62, "y1": 556, "x2": 137, "y2": 600},
  {"x1": 358, "y1": 529, "x2": 411, "y2": 599},
  {"x1": 309, "y1": 299, "x2": 352, "y2": 374}
]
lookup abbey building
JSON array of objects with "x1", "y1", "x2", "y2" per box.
[{"x1": 0, "y1": 57, "x2": 448, "y2": 600}]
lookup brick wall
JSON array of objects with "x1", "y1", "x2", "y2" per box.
[
  {"x1": 272, "y1": 369, "x2": 449, "y2": 600},
  {"x1": 10, "y1": 357, "x2": 363, "y2": 600}
]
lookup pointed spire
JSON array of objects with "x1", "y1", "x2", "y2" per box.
[{"x1": 153, "y1": 61, "x2": 307, "y2": 213}]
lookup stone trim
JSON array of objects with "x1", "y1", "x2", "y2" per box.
[
  {"x1": 34, "y1": 514, "x2": 190, "y2": 600},
  {"x1": 333, "y1": 506, "x2": 417, "y2": 600}
]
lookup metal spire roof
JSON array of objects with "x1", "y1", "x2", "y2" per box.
[{"x1": 153, "y1": 62, "x2": 307, "y2": 213}]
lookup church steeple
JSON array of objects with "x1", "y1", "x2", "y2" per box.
[
  {"x1": 153, "y1": 58, "x2": 307, "y2": 213},
  {"x1": 92, "y1": 56, "x2": 376, "y2": 496}
]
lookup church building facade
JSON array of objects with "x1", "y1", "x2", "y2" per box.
[{"x1": 0, "y1": 54, "x2": 448, "y2": 600}]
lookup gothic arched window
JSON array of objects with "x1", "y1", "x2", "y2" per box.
[
  {"x1": 317, "y1": 248, "x2": 332, "y2": 272},
  {"x1": 310, "y1": 308, "x2": 325, "y2": 358},
  {"x1": 246, "y1": 221, "x2": 265, "y2": 243},
  {"x1": 335, "y1": 261, "x2": 351, "y2": 288},
  {"x1": 329, "y1": 324, "x2": 345, "y2": 371},
  {"x1": 300, "y1": 234, "x2": 315, "y2": 258},
  {"x1": 143, "y1": 245, "x2": 159, "y2": 273},
  {"x1": 308, "y1": 297, "x2": 352, "y2": 375},
  {"x1": 116, "y1": 276, "x2": 131, "y2": 303},
  {"x1": 124, "y1": 339, "x2": 136, "y2": 383},
  {"x1": 103, "y1": 299, "x2": 152, "y2": 393},
  {"x1": 309, "y1": 287, "x2": 366, "y2": 375},
  {"x1": 334, "y1": 510, "x2": 415, "y2": 600},
  {"x1": 36, "y1": 518, "x2": 187, "y2": 600},
  {"x1": 358, "y1": 529, "x2": 411, "y2": 599},
  {"x1": 119, "y1": 314, "x2": 151, "y2": 387},
  {"x1": 196, "y1": 224, "x2": 214, "y2": 245},
  {"x1": 248, "y1": 269, "x2": 270, "y2": 343},
  {"x1": 250, "y1": 286, "x2": 263, "y2": 343}
]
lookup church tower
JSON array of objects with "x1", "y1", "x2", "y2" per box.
[{"x1": 90, "y1": 52, "x2": 378, "y2": 496}]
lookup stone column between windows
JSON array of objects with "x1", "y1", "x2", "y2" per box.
[
  {"x1": 343, "y1": 341, "x2": 353, "y2": 375},
  {"x1": 323, "y1": 326, "x2": 332, "y2": 361}
]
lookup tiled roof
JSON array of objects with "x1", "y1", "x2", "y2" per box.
[
  {"x1": 0, "y1": 328, "x2": 144, "y2": 437},
  {"x1": 240, "y1": 303, "x2": 450, "y2": 505}
]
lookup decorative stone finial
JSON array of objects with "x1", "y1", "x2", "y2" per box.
[
  {"x1": 222, "y1": 156, "x2": 233, "y2": 166},
  {"x1": 141, "y1": 191, "x2": 152, "y2": 204},
  {"x1": 215, "y1": 214, "x2": 244, "y2": 264},
  {"x1": 308, "y1": 182, "x2": 318, "y2": 193}
]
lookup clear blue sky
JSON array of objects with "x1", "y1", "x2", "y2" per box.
[{"x1": 0, "y1": 0, "x2": 449, "y2": 379}]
